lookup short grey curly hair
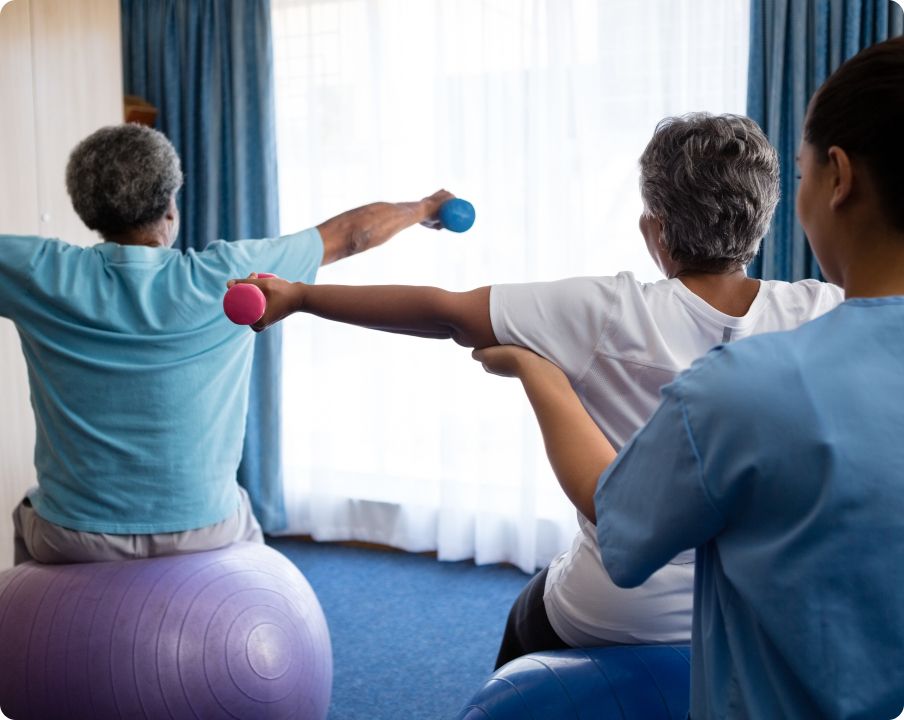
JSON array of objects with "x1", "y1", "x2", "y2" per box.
[
  {"x1": 65, "y1": 124, "x2": 183, "y2": 236},
  {"x1": 639, "y1": 113, "x2": 779, "y2": 272}
]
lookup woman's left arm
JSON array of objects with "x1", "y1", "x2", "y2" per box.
[{"x1": 316, "y1": 190, "x2": 453, "y2": 265}]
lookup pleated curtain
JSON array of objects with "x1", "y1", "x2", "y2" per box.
[
  {"x1": 747, "y1": 0, "x2": 904, "y2": 281},
  {"x1": 121, "y1": 0, "x2": 287, "y2": 531}
]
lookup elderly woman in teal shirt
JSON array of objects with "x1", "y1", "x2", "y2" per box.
[
  {"x1": 2, "y1": 123, "x2": 452, "y2": 564},
  {"x1": 474, "y1": 37, "x2": 904, "y2": 719}
]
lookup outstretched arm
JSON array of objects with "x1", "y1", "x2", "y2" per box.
[
  {"x1": 473, "y1": 345, "x2": 616, "y2": 521},
  {"x1": 227, "y1": 277, "x2": 498, "y2": 348},
  {"x1": 317, "y1": 189, "x2": 452, "y2": 265}
]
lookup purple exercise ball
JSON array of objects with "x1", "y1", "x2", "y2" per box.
[{"x1": 0, "y1": 542, "x2": 332, "y2": 720}]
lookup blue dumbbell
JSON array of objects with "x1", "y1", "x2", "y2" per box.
[{"x1": 439, "y1": 198, "x2": 476, "y2": 233}]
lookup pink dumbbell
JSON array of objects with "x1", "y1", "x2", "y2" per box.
[{"x1": 223, "y1": 273, "x2": 276, "y2": 325}]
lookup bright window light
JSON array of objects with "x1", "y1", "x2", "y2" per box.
[{"x1": 272, "y1": 0, "x2": 750, "y2": 571}]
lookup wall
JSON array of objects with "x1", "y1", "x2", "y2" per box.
[{"x1": 0, "y1": 0, "x2": 123, "y2": 569}]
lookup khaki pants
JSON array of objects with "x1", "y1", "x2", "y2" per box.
[{"x1": 12, "y1": 486, "x2": 264, "y2": 565}]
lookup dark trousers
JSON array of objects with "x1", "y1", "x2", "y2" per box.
[{"x1": 495, "y1": 565, "x2": 570, "y2": 669}]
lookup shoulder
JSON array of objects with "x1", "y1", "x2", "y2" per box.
[
  {"x1": 191, "y1": 229, "x2": 323, "y2": 275},
  {"x1": 788, "y1": 277, "x2": 843, "y2": 299},
  {"x1": 669, "y1": 328, "x2": 803, "y2": 413},
  {"x1": 667, "y1": 306, "x2": 845, "y2": 429},
  {"x1": 276, "y1": 227, "x2": 322, "y2": 246},
  {"x1": 0, "y1": 237, "x2": 90, "y2": 313},
  {"x1": 763, "y1": 277, "x2": 843, "y2": 300},
  {"x1": 488, "y1": 275, "x2": 630, "y2": 357},
  {"x1": 0, "y1": 235, "x2": 81, "y2": 269},
  {"x1": 0, "y1": 234, "x2": 64, "y2": 253},
  {"x1": 491, "y1": 273, "x2": 631, "y2": 304},
  {"x1": 661, "y1": 309, "x2": 850, "y2": 512},
  {"x1": 489, "y1": 274, "x2": 632, "y2": 332},
  {"x1": 759, "y1": 278, "x2": 844, "y2": 316}
]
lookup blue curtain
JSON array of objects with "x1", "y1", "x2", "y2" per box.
[
  {"x1": 747, "y1": 0, "x2": 904, "y2": 281},
  {"x1": 121, "y1": 0, "x2": 286, "y2": 532}
]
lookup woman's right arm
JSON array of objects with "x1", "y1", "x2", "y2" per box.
[{"x1": 226, "y1": 277, "x2": 498, "y2": 348}]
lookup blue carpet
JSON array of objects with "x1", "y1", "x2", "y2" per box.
[{"x1": 267, "y1": 537, "x2": 530, "y2": 720}]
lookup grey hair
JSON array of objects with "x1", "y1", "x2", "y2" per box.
[
  {"x1": 65, "y1": 124, "x2": 183, "y2": 236},
  {"x1": 639, "y1": 113, "x2": 779, "y2": 272}
]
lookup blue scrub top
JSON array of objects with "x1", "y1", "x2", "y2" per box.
[
  {"x1": 595, "y1": 299, "x2": 904, "y2": 719},
  {"x1": 0, "y1": 231, "x2": 321, "y2": 533}
]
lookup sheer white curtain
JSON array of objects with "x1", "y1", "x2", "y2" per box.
[{"x1": 271, "y1": 0, "x2": 750, "y2": 573}]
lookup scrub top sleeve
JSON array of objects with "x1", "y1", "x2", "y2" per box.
[{"x1": 595, "y1": 383, "x2": 725, "y2": 588}]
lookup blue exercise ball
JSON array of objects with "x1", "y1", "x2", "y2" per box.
[
  {"x1": 0, "y1": 542, "x2": 332, "y2": 720},
  {"x1": 439, "y1": 198, "x2": 476, "y2": 233},
  {"x1": 457, "y1": 645, "x2": 691, "y2": 720}
]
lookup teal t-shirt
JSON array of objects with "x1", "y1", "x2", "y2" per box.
[
  {"x1": 0, "y1": 231, "x2": 322, "y2": 533},
  {"x1": 595, "y1": 299, "x2": 904, "y2": 719}
]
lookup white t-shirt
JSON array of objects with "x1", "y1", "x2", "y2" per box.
[{"x1": 489, "y1": 271, "x2": 844, "y2": 646}]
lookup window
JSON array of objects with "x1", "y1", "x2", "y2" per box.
[{"x1": 272, "y1": 0, "x2": 750, "y2": 572}]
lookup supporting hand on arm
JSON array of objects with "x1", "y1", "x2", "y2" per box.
[
  {"x1": 472, "y1": 345, "x2": 617, "y2": 522},
  {"x1": 317, "y1": 189, "x2": 454, "y2": 265}
]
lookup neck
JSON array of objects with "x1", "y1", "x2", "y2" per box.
[
  {"x1": 671, "y1": 265, "x2": 747, "y2": 281},
  {"x1": 672, "y1": 267, "x2": 760, "y2": 318},
  {"x1": 840, "y1": 234, "x2": 904, "y2": 300},
  {"x1": 103, "y1": 224, "x2": 170, "y2": 248}
]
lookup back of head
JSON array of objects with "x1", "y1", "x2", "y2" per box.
[
  {"x1": 65, "y1": 124, "x2": 183, "y2": 237},
  {"x1": 639, "y1": 113, "x2": 779, "y2": 273},
  {"x1": 805, "y1": 36, "x2": 904, "y2": 232}
]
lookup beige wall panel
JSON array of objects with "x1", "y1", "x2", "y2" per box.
[
  {"x1": 0, "y1": 0, "x2": 124, "y2": 568},
  {"x1": 30, "y1": 0, "x2": 123, "y2": 247},
  {"x1": 0, "y1": 1, "x2": 39, "y2": 570},
  {"x1": 0, "y1": 320, "x2": 36, "y2": 569},
  {"x1": 0, "y1": 0, "x2": 40, "y2": 236}
]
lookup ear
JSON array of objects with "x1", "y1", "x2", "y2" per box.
[
  {"x1": 641, "y1": 214, "x2": 664, "y2": 243},
  {"x1": 826, "y1": 146, "x2": 853, "y2": 211},
  {"x1": 652, "y1": 216, "x2": 665, "y2": 244},
  {"x1": 164, "y1": 194, "x2": 178, "y2": 220}
]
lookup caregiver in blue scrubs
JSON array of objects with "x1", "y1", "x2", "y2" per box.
[{"x1": 474, "y1": 36, "x2": 904, "y2": 719}]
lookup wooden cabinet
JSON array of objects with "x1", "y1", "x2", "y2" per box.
[{"x1": 0, "y1": 0, "x2": 123, "y2": 568}]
